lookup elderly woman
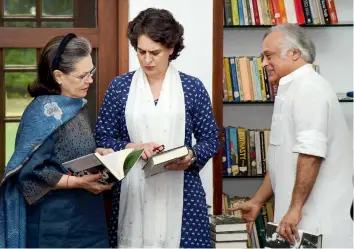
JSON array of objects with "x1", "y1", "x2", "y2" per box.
[
  {"x1": 95, "y1": 8, "x2": 219, "y2": 248},
  {"x1": 0, "y1": 34, "x2": 113, "y2": 248}
]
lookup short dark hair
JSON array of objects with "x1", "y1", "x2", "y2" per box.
[
  {"x1": 127, "y1": 8, "x2": 185, "y2": 61},
  {"x1": 28, "y1": 35, "x2": 92, "y2": 97}
]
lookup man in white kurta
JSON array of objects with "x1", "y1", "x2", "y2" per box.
[
  {"x1": 230, "y1": 23, "x2": 353, "y2": 248},
  {"x1": 269, "y1": 63, "x2": 353, "y2": 247}
]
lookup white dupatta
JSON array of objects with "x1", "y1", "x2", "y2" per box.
[{"x1": 118, "y1": 64, "x2": 185, "y2": 248}]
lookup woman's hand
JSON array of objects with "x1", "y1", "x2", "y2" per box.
[
  {"x1": 95, "y1": 148, "x2": 114, "y2": 156},
  {"x1": 165, "y1": 149, "x2": 194, "y2": 171},
  {"x1": 126, "y1": 142, "x2": 160, "y2": 160},
  {"x1": 69, "y1": 173, "x2": 113, "y2": 194}
]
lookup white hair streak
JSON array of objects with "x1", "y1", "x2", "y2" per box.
[{"x1": 264, "y1": 23, "x2": 316, "y2": 63}]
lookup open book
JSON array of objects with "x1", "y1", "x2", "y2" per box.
[
  {"x1": 264, "y1": 222, "x2": 323, "y2": 248},
  {"x1": 143, "y1": 145, "x2": 189, "y2": 177},
  {"x1": 62, "y1": 148, "x2": 144, "y2": 184}
]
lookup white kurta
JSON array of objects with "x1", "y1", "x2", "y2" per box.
[{"x1": 268, "y1": 64, "x2": 353, "y2": 247}]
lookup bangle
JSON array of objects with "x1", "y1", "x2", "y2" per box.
[{"x1": 66, "y1": 175, "x2": 70, "y2": 188}]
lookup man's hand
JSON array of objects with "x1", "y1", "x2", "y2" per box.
[
  {"x1": 277, "y1": 208, "x2": 302, "y2": 245},
  {"x1": 164, "y1": 149, "x2": 194, "y2": 171},
  {"x1": 227, "y1": 199, "x2": 263, "y2": 233}
]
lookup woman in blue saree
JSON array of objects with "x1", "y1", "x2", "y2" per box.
[{"x1": 0, "y1": 34, "x2": 113, "y2": 248}]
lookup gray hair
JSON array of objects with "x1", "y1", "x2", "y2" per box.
[
  {"x1": 49, "y1": 36, "x2": 92, "y2": 73},
  {"x1": 28, "y1": 35, "x2": 92, "y2": 97},
  {"x1": 263, "y1": 23, "x2": 316, "y2": 63}
]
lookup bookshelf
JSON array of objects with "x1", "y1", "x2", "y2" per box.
[
  {"x1": 224, "y1": 23, "x2": 354, "y2": 28},
  {"x1": 211, "y1": 0, "x2": 353, "y2": 215}
]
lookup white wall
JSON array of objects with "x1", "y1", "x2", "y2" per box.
[
  {"x1": 129, "y1": 0, "x2": 215, "y2": 209},
  {"x1": 223, "y1": 1, "x2": 353, "y2": 197}
]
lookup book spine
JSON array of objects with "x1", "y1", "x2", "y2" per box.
[
  {"x1": 283, "y1": 0, "x2": 298, "y2": 23},
  {"x1": 278, "y1": 0, "x2": 288, "y2": 24},
  {"x1": 235, "y1": 57, "x2": 244, "y2": 101},
  {"x1": 249, "y1": 130, "x2": 257, "y2": 176},
  {"x1": 238, "y1": 0, "x2": 245, "y2": 25},
  {"x1": 263, "y1": 67, "x2": 271, "y2": 101},
  {"x1": 325, "y1": 0, "x2": 338, "y2": 24},
  {"x1": 254, "y1": 130, "x2": 263, "y2": 175},
  {"x1": 242, "y1": 0, "x2": 249, "y2": 25},
  {"x1": 309, "y1": 0, "x2": 320, "y2": 24},
  {"x1": 320, "y1": 0, "x2": 330, "y2": 24},
  {"x1": 252, "y1": 0, "x2": 261, "y2": 25},
  {"x1": 224, "y1": 57, "x2": 234, "y2": 101},
  {"x1": 257, "y1": 57, "x2": 267, "y2": 101},
  {"x1": 229, "y1": 127, "x2": 239, "y2": 176},
  {"x1": 293, "y1": 0, "x2": 306, "y2": 24},
  {"x1": 231, "y1": 0, "x2": 240, "y2": 25},
  {"x1": 230, "y1": 57, "x2": 241, "y2": 101},
  {"x1": 245, "y1": 0, "x2": 253, "y2": 25},
  {"x1": 224, "y1": 0, "x2": 233, "y2": 25},
  {"x1": 237, "y1": 127, "x2": 248, "y2": 176},
  {"x1": 222, "y1": 128, "x2": 228, "y2": 176},
  {"x1": 271, "y1": 0, "x2": 282, "y2": 24},
  {"x1": 225, "y1": 127, "x2": 232, "y2": 176},
  {"x1": 301, "y1": 0, "x2": 313, "y2": 24},
  {"x1": 260, "y1": 130, "x2": 266, "y2": 174},
  {"x1": 268, "y1": 0, "x2": 277, "y2": 25}
]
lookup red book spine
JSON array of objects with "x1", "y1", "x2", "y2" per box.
[
  {"x1": 252, "y1": 0, "x2": 261, "y2": 25},
  {"x1": 293, "y1": 0, "x2": 306, "y2": 24},
  {"x1": 325, "y1": 0, "x2": 338, "y2": 24}
]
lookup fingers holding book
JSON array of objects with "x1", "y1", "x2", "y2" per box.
[
  {"x1": 70, "y1": 173, "x2": 113, "y2": 195},
  {"x1": 164, "y1": 149, "x2": 194, "y2": 170},
  {"x1": 126, "y1": 142, "x2": 161, "y2": 160}
]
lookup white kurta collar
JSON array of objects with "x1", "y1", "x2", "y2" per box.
[{"x1": 279, "y1": 64, "x2": 314, "y2": 86}]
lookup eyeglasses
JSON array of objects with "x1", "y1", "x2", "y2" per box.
[{"x1": 68, "y1": 67, "x2": 96, "y2": 82}]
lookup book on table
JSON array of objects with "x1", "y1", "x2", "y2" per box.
[
  {"x1": 62, "y1": 148, "x2": 144, "y2": 184},
  {"x1": 143, "y1": 145, "x2": 189, "y2": 177}
]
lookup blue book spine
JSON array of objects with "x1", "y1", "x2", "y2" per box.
[
  {"x1": 229, "y1": 57, "x2": 241, "y2": 102},
  {"x1": 222, "y1": 127, "x2": 228, "y2": 176},
  {"x1": 229, "y1": 127, "x2": 239, "y2": 176},
  {"x1": 238, "y1": 0, "x2": 245, "y2": 25},
  {"x1": 225, "y1": 127, "x2": 232, "y2": 176},
  {"x1": 253, "y1": 58, "x2": 262, "y2": 101}
]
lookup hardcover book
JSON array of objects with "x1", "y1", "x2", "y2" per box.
[
  {"x1": 143, "y1": 145, "x2": 189, "y2": 177},
  {"x1": 62, "y1": 148, "x2": 144, "y2": 184}
]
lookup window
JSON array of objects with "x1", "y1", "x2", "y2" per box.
[{"x1": 0, "y1": 0, "x2": 126, "y2": 178}]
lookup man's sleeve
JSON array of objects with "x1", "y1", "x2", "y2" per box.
[{"x1": 292, "y1": 83, "x2": 329, "y2": 158}]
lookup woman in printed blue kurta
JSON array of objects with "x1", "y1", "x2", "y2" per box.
[
  {"x1": 96, "y1": 72, "x2": 218, "y2": 248},
  {"x1": 95, "y1": 8, "x2": 218, "y2": 248}
]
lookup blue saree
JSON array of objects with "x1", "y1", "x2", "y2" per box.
[{"x1": 0, "y1": 95, "x2": 86, "y2": 248}]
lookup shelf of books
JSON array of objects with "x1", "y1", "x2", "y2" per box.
[
  {"x1": 222, "y1": 126, "x2": 269, "y2": 177},
  {"x1": 224, "y1": 0, "x2": 343, "y2": 27},
  {"x1": 217, "y1": 0, "x2": 352, "y2": 248}
]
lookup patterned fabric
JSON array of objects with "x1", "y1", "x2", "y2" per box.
[
  {"x1": 20, "y1": 109, "x2": 108, "y2": 248},
  {"x1": 0, "y1": 95, "x2": 86, "y2": 248},
  {"x1": 95, "y1": 71, "x2": 219, "y2": 248}
]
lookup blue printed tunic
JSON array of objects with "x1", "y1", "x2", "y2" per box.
[{"x1": 95, "y1": 71, "x2": 219, "y2": 248}]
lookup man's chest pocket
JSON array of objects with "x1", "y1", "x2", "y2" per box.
[{"x1": 270, "y1": 97, "x2": 284, "y2": 146}]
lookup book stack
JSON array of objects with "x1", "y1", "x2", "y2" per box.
[{"x1": 210, "y1": 214, "x2": 248, "y2": 248}]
